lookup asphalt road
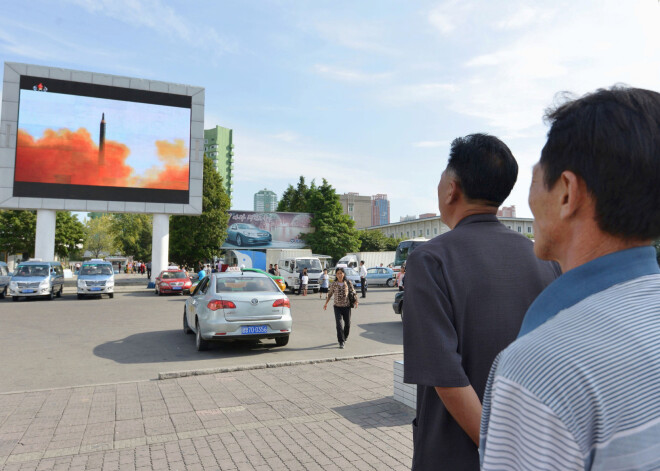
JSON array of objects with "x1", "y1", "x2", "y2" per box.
[{"x1": 0, "y1": 287, "x2": 403, "y2": 393}]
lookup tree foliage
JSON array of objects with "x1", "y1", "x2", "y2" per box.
[
  {"x1": 109, "y1": 213, "x2": 153, "y2": 261},
  {"x1": 302, "y1": 179, "x2": 360, "y2": 261},
  {"x1": 85, "y1": 215, "x2": 117, "y2": 258},
  {"x1": 170, "y1": 157, "x2": 230, "y2": 268},
  {"x1": 277, "y1": 176, "x2": 315, "y2": 212},
  {"x1": 0, "y1": 210, "x2": 84, "y2": 260},
  {"x1": 55, "y1": 212, "x2": 85, "y2": 260},
  {"x1": 357, "y1": 230, "x2": 401, "y2": 252},
  {"x1": 0, "y1": 210, "x2": 36, "y2": 257}
]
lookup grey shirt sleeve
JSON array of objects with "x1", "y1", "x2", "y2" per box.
[{"x1": 403, "y1": 248, "x2": 470, "y2": 387}]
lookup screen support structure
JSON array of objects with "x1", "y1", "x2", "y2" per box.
[
  {"x1": 35, "y1": 210, "x2": 56, "y2": 261},
  {"x1": 149, "y1": 214, "x2": 169, "y2": 289}
]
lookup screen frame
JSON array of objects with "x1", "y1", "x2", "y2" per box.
[{"x1": 0, "y1": 62, "x2": 204, "y2": 215}]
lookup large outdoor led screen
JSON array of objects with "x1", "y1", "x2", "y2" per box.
[{"x1": 14, "y1": 75, "x2": 192, "y2": 204}]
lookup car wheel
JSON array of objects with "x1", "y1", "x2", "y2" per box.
[
  {"x1": 196, "y1": 320, "x2": 208, "y2": 351},
  {"x1": 0, "y1": 287, "x2": 5, "y2": 299},
  {"x1": 77, "y1": 294, "x2": 83, "y2": 300},
  {"x1": 154, "y1": 287, "x2": 158, "y2": 295},
  {"x1": 236, "y1": 234, "x2": 243, "y2": 246},
  {"x1": 275, "y1": 335, "x2": 289, "y2": 347},
  {"x1": 183, "y1": 310, "x2": 193, "y2": 334},
  {"x1": 56, "y1": 285, "x2": 63, "y2": 297},
  {"x1": 386, "y1": 278, "x2": 394, "y2": 288},
  {"x1": 48, "y1": 288, "x2": 54, "y2": 300},
  {"x1": 108, "y1": 293, "x2": 114, "y2": 299}
]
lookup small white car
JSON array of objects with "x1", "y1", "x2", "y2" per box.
[
  {"x1": 77, "y1": 260, "x2": 115, "y2": 299},
  {"x1": 183, "y1": 271, "x2": 292, "y2": 351}
]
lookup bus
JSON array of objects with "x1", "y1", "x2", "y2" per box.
[{"x1": 394, "y1": 237, "x2": 429, "y2": 269}]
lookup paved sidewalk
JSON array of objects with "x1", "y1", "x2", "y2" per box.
[{"x1": 0, "y1": 354, "x2": 413, "y2": 470}]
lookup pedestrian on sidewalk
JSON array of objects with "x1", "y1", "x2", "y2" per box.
[
  {"x1": 297, "y1": 268, "x2": 308, "y2": 295},
  {"x1": 319, "y1": 268, "x2": 329, "y2": 299},
  {"x1": 359, "y1": 260, "x2": 367, "y2": 298},
  {"x1": 323, "y1": 267, "x2": 358, "y2": 349},
  {"x1": 301, "y1": 272, "x2": 309, "y2": 296},
  {"x1": 146, "y1": 261, "x2": 151, "y2": 279},
  {"x1": 397, "y1": 265, "x2": 405, "y2": 291}
]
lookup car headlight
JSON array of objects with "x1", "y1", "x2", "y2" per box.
[
  {"x1": 160, "y1": 282, "x2": 169, "y2": 287},
  {"x1": 40, "y1": 280, "x2": 50, "y2": 288},
  {"x1": 106, "y1": 279, "x2": 114, "y2": 287},
  {"x1": 77, "y1": 280, "x2": 85, "y2": 288},
  {"x1": 10, "y1": 281, "x2": 17, "y2": 289}
]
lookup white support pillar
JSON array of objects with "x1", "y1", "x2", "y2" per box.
[
  {"x1": 35, "y1": 209, "x2": 56, "y2": 261},
  {"x1": 150, "y1": 214, "x2": 169, "y2": 288}
]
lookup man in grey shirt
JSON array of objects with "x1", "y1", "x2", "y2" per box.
[{"x1": 403, "y1": 134, "x2": 560, "y2": 470}]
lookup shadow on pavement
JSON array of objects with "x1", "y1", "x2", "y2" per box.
[
  {"x1": 357, "y1": 321, "x2": 403, "y2": 346},
  {"x1": 93, "y1": 331, "x2": 343, "y2": 364},
  {"x1": 333, "y1": 398, "x2": 414, "y2": 428}
]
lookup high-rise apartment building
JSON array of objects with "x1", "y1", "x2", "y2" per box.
[
  {"x1": 204, "y1": 126, "x2": 234, "y2": 200},
  {"x1": 372, "y1": 194, "x2": 390, "y2": 226},
  {"x1": 254, "y1": 189, "x2": 278, "y2": 212}
]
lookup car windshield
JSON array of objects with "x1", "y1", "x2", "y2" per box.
[
  {"x1": 80, "y1": 264, "x2": 113, "y2": 276},
  {"x1": 296, "y1": 259, "x2": 322, "y2": 273},
  {"x1": 344, "y1": 268, "x2": 359, "y2": 277},
  {"x1": 216, "y1": 276, "x2": 279, "y2": 293},
  {"x1": 162, "y1": 271, "x2": 187, "y2": 279},
  {"x1": 237, "y1": 224, "x2": 257, "y2": 230},
  {"x1": 15, "y1": 265, "x2": 50, "y2": 277}
]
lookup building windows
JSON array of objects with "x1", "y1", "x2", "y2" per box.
[
  {"x1": 406, "y1": 231, "x2": 410, "y2": 237},
  {"x1": 348, "y1": 203, "x2": 354, "y2": 212},
  {"x1": 204, "y1": 139, "x2": 208, "y2": 144},
  {"x1": 434, "y1": 228, "x2": 438, "y2": 234},
  {"x1": 517, "y1": 227, "x2": 522, "y2": 233},
  {"x1": 426, "y1": 229, "x2": 430, "y2": 236},
  {"x1": 418, "y1": 230, "x2": 422, "y2": 236}
]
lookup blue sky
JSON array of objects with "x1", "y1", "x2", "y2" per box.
[
  {"x1": 2, "y1": 0, "x2": 660, "y2": 220},
  {"x1": 18, "y1": 90, "x2": 190, "y2": 174}
]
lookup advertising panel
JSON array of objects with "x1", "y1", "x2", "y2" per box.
[
  {"x1": 222, "y1": 211, "x2": 313, "y2": 249},
  {"x1": 0, "y1": 63, "x2": 204, "y2": 214}
]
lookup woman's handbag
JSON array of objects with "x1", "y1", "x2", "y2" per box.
[{"x1": 346, "y1": 283, "x2": 358, "y2": 308}]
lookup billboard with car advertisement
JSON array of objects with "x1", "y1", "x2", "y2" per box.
[{"x1": 222, "y1": 211, "x2": 314, "y2": 249}]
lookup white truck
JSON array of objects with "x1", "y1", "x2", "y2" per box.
[
  {"x1": 337, "y1": 251, "x2": 396, "y2": 269},
  {"x1": 277, "y1": 251, "x2": 323, "y2": 294}
]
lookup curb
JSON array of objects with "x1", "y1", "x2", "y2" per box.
[{"x1": 158, "y1": 351, "x2": 404, "y2": 380}]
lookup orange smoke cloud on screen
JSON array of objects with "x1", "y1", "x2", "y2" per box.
[
  {"x1": 16, "y1": 128, "x2": 133, "y2": 187},
  {"x1": 15, "y1": 129, "x2": 189, "y2": 190}
]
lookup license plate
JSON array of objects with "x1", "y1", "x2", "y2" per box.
[
  {"x1": 90, "y1": 287, "x2": 102, "y2": 291},
  {"x1": 241, "y1": 325, "x2": 268, "y2": 334},
  {"x1": 22, "y1": 289, "x2": 34, "y2": 293},
  {"x1": 173, "y1": 286, "x2": 182, "y2": 290}
]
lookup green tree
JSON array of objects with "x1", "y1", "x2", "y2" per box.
[
  {"x1": 170, "y1": 157, "x2": 230, "y2": 268},
  {"x1": 0, "y1": 210, "x2": 36, "y2": 258},
  {"x1": 277, "y1": 176, "x2": 313, "y2": 212},
  {"x1": 357, "y1": 230, "x2": 388, "y2": 251},
  {"x1": 109, "y1": 213, "x2": 153, "y2": 261},
  {"x1": 85, "y1": 215, "x2": 116, "y2": 258},
  {"x1": 55, "y1": 212, "x2": 85, "y2": 260},
  {"x1": 303, "y1": 179, "x2": 360, "y2": 261}
]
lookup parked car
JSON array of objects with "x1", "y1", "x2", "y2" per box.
[
  {"x1": 392, "y1": 290, "x2": 404, "y2": 320},
  {"x1": 327, "y1": 267, "x2": 361, "y2": 288},
  {"x1": 9, "y1": 260, "x2": 64, "y2": 301},
  {"x1": 241, "y1": 268, "x2": 287, "y2": 292},
  {"x1": 183, "y1": 271, "x2": 292, "y2": 351},
  {"x1": 0, "y1": 262, "x2": 10, "y2": 299},
  {"x1": 155, "y1": 269, "x2": 193, "y2": 295},
  {"x1": 77, "y1": 259, "x2": 115, "y2": 299},
  {"x1": 226, "y1": 223, "x2": 272, "y2": 246},
  {"x1": 366, "y1": 267, "x2": 396, "y2": 287}
]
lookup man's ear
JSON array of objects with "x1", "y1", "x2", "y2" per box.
[
  {"x1": 447, "y1": 179, "x2": 461, "y2": 205},
  {"x1": 559, "y1": 171, "x2": 587, "y2": 220}
]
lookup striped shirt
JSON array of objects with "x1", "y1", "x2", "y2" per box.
[{"x1": 480, "y1": 247, "x2": 660, "y2": 470}]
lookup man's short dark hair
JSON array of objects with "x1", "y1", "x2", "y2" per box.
[
  {"x1": 447, "y1": 133, "x2": 518, "y2": 206},
  {"x1": 541, "y1": 86, "x2": 660, "y2": 240}
]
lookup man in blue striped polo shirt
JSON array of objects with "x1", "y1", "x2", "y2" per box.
[{"x1": 480, "y1": 87, "x2": 660, "y2": 469}]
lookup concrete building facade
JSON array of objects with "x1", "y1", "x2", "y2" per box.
[
  {"x1": 367, "y1": 215, "x2": 535, "y2": 240},
  {"x1": 339, "y1": 193, "x2": 373, "y2": 229},
  {"x1": 204, "y1": 126, "x2": 234, "y2": 200},
  {"x1": 254, "y1": 189, "x2": 278, "y2": 212}
]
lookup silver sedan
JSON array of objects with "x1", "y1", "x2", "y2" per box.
[{"x1": 183, "y1": 271, "x2": 292, "y2": 351}]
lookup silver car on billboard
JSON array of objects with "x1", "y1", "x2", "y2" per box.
[{"x1": 183, "y1": 271, "x2": 292, "y2": 351}]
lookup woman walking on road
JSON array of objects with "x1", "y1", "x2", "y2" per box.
[{"x1": 323, "y1": 267, "x2": 358, "y2": 349}]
